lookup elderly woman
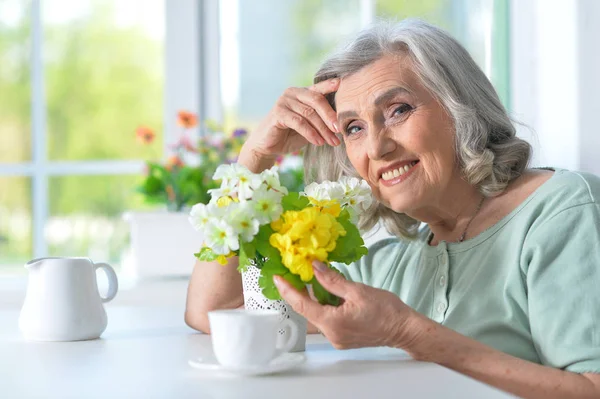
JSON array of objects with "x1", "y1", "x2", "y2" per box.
[{"x1": 185, "y1": 20, "x2": 600, "y2": 398}]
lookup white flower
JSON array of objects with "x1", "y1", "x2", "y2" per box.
[
  {"x1": 189, "y1": 203, "x2": 226, "y2": 241},
  {"x1": 205, "y1": 219, "x2": 239, "y2": 255},
  {"x1": 260, "y1": 165, "x2": 288, "y2": 195},
  {"x1": 302, "y1": 181, "x2": 345, "y2": 202},
  {"x1": 251, "y1": 185, "x2": 284, "y2": 224},
  {"x1": 339, "y1": 176, "x2": 373, "y2": 211},
  {"x1": 207, "y1": 185, "x2": 237, "y2": 203},
  {"x1": 189, "y1": 203, "x2": 212, "y2": 231},
  {"x1": 212, "y1": 163, "x2": 239, "y2": 182},
  {"x1": 227, "y1": 202, "x2": 260, "y2": 242},
  {"x1": 213, "y1": 163, "x2": 262, "y2": 200}
]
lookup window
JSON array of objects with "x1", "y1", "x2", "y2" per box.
[
  {"x1": 0, "y1": 0, "x2": 509, "y2": 274},
  {"x1": 219, "y1": 0, "x2": 509, "y2": 130},
  {"x1": 0, "y1": 0, "x2": 164, "y2": 273}
]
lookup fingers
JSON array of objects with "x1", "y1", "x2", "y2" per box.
[
  {"x1": 279, "y1": 80, "x2": 341, "y2": 147},
  {"x1": 293, "y1": 90, "x2": 340, "y2": 146},
  {"x1": 277, "y1": 110, "x2": 324, "y2": 146},
  {"x1": 274, "y1": 275, "x2": 322, "y2": 322},
  {"x1": 285, "y1": 98, "x2": 340, "y2": 146},
  {"x1": 308, "y1": 77, "x2": 340, "y2": 96},
  {"x1": 312, "y1": 261, "x2": 352, "y2": 298}
]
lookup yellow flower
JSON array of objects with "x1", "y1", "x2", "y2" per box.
[
  {"x1": 307, "y1": 198, "x2": 341, "y2": 217},
  {"x1": 216, "y1": 251, "x2": 236, "y2": 265},
  {"x1": 216, "y1": 196, "x2": 234, "y2": 207},
  {"x1": 270, "y1": 206, "x2": 346, "y2": 282}
]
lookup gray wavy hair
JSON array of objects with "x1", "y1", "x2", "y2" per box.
[{"x1": 303, "y1": 19, "x2": 531, "y2": 240}]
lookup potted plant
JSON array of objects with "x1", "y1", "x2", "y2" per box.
[{"x1": 189, "y1": 163, "x2": 372, "y2": 351}]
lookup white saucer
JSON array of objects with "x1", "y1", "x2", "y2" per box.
[{"x1": 188, "y1": 353, "x2": 306, "y2": 376}]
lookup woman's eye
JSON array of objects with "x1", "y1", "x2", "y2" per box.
[
  {"x1": 345, "y1": 124, "x2": 362, "y2": 136},
  {"x1": 392, "y1": 104, "x2": 413, "y2": 117}
]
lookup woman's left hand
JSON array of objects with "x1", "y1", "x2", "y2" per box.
[{"x1": 274, "y1": 261, "x2": 422, "y2": 351}]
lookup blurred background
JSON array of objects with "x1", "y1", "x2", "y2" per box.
[{"x1": 1, "y1": 0, "x2": 599, "y2": 277}]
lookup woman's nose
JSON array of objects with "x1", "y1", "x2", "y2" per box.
[{"x1": 366, "y1": 126, "x2": 396, "y2": 160}]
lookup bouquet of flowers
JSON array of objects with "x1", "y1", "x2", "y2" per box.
[{"x1": 188, "y1": 163, "x2": 372, "y2": 306}]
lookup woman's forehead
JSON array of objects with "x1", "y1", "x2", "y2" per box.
[{"x1": 335, "y1": 55, "x2": 420, "y2": 109}]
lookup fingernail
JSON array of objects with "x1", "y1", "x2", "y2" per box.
[
  {"x1": 312, "y1": 261, "x2": 326, "y2": 272},
  {"x1": 331, "y1": 78, "x2": 340, "y2": 85},
  {"x1": 331, "y1": 136, "x2": 340, "y2": 146},
  {"x1": 332, "y1": 122, "x2": 340, "y2": 133},
  {"x1": 273, "y1": 276, "x2": 283, "y2": 288}
]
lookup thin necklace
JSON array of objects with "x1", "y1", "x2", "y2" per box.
[{"x1": 458, "y1": 196, "x2": 486, "y2": 242}]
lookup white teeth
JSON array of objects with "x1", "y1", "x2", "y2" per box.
[{"x1": 381, "y1": 162, "x2": 418, "y2": 181}]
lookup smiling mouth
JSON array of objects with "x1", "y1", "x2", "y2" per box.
[{"x1": 381, "y1": 161, "x2": 419, "y2": 181}]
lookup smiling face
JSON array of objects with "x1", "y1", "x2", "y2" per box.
[{"x1": 335, "y1": 54, "x2": 459, "y2": 215}]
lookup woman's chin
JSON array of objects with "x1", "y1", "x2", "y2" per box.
[{"x1": 383, "y1": 198, "x2": 419, "y2": 215}]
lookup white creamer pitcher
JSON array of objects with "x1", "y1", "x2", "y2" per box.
[{"x1": 19, "y1": 257, "x2": 118, "y2": 341}]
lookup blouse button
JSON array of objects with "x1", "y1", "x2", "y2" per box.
[
  {"x1": 436, "y1": 302, "x2": 447, "y2": 313},
  {"x1": 439, "y1": 275, "x2": 446, "y2": 287}
]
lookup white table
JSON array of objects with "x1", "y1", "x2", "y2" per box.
[{"x1": 0, "y1": 305, "x2": 515, "y2": 399}]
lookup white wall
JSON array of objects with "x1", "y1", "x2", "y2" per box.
[{"x1": 511, "y1": 0, "x2": 600, "y2": 175}]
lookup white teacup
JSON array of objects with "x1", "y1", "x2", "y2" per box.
[{"x1": 208, "y1": 309, "x2": 298, "y2": 369}]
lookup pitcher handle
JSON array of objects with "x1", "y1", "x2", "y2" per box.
[{"x1": 95, "y1": 262, "x2": 118, "y2": 303}]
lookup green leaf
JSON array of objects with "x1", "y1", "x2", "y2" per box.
[
  {"x1": 258, "y1": 269, "x2": 282, "y2": 300},
  {"x1": 282, "y1": 271, "x2": 304, "y2": 291},
  {"x1": 281, "y1": 192, "x2": 309, "y2": 211},
  {"x1": 254, "y1": 224, "x2": 280, "y2": 261},
  {"x1": 194, "y1": 247, "x2": 218, "y2": 261},
  {"x1": 328, "y1": 209, "x2": 369, "y2": 264},
  {"x1": 310, "y1": 268, "x2": 343, "y2": 306},
  {"x1": 237, "y1": 241, "x2": 256, "y2": 272},
  {"x1": 258, "y1": 266, "x2": 305, "y2": 300},
  {"x1": 140, "y1": 175, "x2": 164, "y2": 194}
]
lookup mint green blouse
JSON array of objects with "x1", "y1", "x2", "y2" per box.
[{"x1": 335, "y1": 169, "x2": 600, "y2": 373}]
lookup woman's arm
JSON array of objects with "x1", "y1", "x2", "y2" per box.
[
  {"x1": 184, "y1": 256, "x2": 320, "y2": 334},
  {"x1": 408, "y1": 314, "x2": 600, "y2": 399},
  {"x1": 184, "y1": 257, "x2": 244, "y2": 333},
  {"x1": 275, "y1": 261, "x2": 600, "y2": 399}
]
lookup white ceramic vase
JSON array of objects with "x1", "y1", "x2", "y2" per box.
[
  {"x1": 241, "y1": 264, "x2": 307, "y2": 352},
  {"x1": 122, "y1": 211, "x2": 203, "y2": 279}
]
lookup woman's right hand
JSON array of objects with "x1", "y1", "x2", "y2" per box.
[{"x1": 241, "y1": 78, "x2": 342, "y2": 165}]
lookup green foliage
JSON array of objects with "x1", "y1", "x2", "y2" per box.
[
  {"x1": 137, "y1": 161, "x2": 218, "y2": 211},
  {"x1": 311, "y1": 270, "x2": 343, "y2": 306},
  {"x1": 329, "y1": 209, "x2": 369, "y2": 264},
  {"x1": 281, "y1": 192, "x2": 310, "y2": 211},
  {"x1": 279, "y1": 167, "x2": 305, "y2": 193},
  {"x1": 194, "y1": 247, "x2": 218, "y2": 262},
  {"x1": 237, "y1": 241, "x2": 255, "y2": 272},
  {"x1": 253, "y1": 224, "x2": 280, "y2": 261}
]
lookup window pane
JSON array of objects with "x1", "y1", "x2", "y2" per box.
[
  {"x1": 0, "y1": 177, "x2": 32, "y2": 274},
  {"x1": 47, "y1": 175, "x2": 145, "y2": 269},
  {"x1": 219, "y1": 0, "x2": 362, "y2": 130},
  {"x1": 43, "y1": 0, "x2": 165, "y2": 161},
  {"x1": 220, "y1": 0, "x2": 510, "y2": 129},
  {"x1": 376, "y1": 0, "x2": 510, "y2": 107},
  {"x1": 0, "y1": 0, "x2": 31, "y2": 162}
]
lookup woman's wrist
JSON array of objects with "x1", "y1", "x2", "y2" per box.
[
  {"x1": 390, "y1": 310, "x2": 444, "y2": 362},
  {"x1": 237, "y1": 144, "x2": 277, "y2": 173}
]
